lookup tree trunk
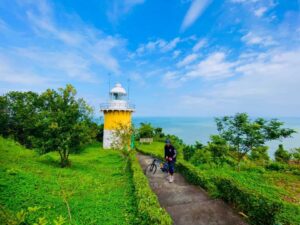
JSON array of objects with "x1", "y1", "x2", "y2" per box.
[{"x1": 59, "y1": 148, "x2": 70, "y2": 168}]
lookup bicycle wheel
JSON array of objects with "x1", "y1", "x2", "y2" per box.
[{"x1": 145, "y1": 163, "x2": 157, "y2": 175}]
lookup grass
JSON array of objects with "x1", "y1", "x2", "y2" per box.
[
  {"x1": 0, "y1": 137, "x2": 138, "y2": 225},
  {"x1": 137, "y1": 141, "x2": 300, "y2": 225}
]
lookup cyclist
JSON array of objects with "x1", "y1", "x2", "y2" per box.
[{"x1": 164, "y1": 139, "x2": 177, "y2": 183}]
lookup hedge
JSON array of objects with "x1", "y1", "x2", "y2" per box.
[
  {"x1": 137, "y1": 146, "x2": 286, "y2": 225},
  {"x1": 128, "y1": 152, "x2": 172, "y2": 225}
]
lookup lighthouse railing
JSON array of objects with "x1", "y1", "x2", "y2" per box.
[{"x1": 100, "y1": 102, "x2": 135, "y2": 111}]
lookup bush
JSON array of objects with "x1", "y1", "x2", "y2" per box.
[
  {"x1": 275, "y1": 144, "x2": 291, "y2": 163},
  {"x1": 177, "y1": 160, "x2": 283, "y2": 225},
  {"x1": 216, "y1": 178, "x2": 282, "y2": 225},
  {"x1": 266, "y1": 162, "x2": 289, "y2": 171},
  {"x1": 249, "y1": 146, "x2": 270, "y2": 164},
  {"x1": 183, "y1": 141, "x2": 204, "y2": 161},
  {"x1": 138, "y1": 123, "x2": 155, "y2": 138},
  {"x1": 137, "y1": 143, "x2": 299, "y2": 225},
  {"x1": 190, "y1": 147, "x2": 213, "y2": 165},
  {"x1": 183, "y1": 145, "x2": 196, "y2": 161},
  {"x1": 129, "y1": 152, "x2": 172, "y2": 225}
]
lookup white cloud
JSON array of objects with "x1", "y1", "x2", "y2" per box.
[
  {"x1": 129, "y1": 72, "x2": 146, "y2": 86},
  {"x1": 162, "y1": 37, "x2": 180, "y2": 52},
  {"x1": 230, "y1": 0, "x2": 259, "y2": 3},
  {"x1": 0, "y1": 55, "x2": 50, "y2": 86},
  {"x1": 241, "y1": 32, "x2": 277, "y2": 46},
  {"x1": 136, "y1": 37, "x2": 181, "y2": 55},
  {"x1": 254, "y1": 7, "x2": 268, "y2": 17},
  {"x1": 162, "y1": 71, "x2": 183, "y2": 88},
  {"x1": 181, "y1": 0, "x2": 212, "y2": 31},
  {"x1": 25, "y1": 0, "x2": 123, "y2": 74},
  {"x1": 193, "y1": 39, "x2": 206, "y2": 52},
  {"x1": 179, "y1": 48, "x2": 300, "y2": 116},
  {"x1": 173, "y1": 50, "x2": 181, "y2": 58},
  {"x1": 184, "y1": 52, "x2": 235, "y2": 80},
  {"x1": 107, "y1": 0, "x2": 145, "y2": 23},
  {"x1": 177, "y1": 53, "x2": 198, "y2": 67}
]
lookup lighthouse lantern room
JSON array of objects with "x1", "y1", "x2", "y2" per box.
[{"x1": 100, "y1": 83, "x2": 135, "y2": 149}]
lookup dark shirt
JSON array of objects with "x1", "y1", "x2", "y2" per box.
[{"x1": 164, "y1": 144, "x2": 177, "y2": 162}]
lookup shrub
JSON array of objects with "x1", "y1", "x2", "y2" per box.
[
  {"x1": 275, "y1": 144, "x2": 291, "y2": 163},
  {"x1": 129, "y1": 152, "x2": 172, "y2": 225},
  {"x1": 177, "y1": 160, "x2": 283, "y2": 225},
  {"x1": 266, "y1": 162, "x2": 289, "y2": 171},
  {"x1": 249, "y1": 146, "x2": 270, "y2": 164},
  {"x1": 137, "y1": 143, "x2": 299, "y2": 225},
  {"x1": 216, "y1": 178, "x2": 282, "y2": 225},
  {"x1": 183, "y1": 145, "x2": 197, "y2": 161},
  {"x1": 190, "y1": 147, "x2": 213, "y2": 165},
  {"x1": 138, "y1": 123, "x2": 155, "y2": 138}
]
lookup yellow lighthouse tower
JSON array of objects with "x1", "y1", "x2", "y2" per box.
[{"x1": 100, "y1": 83, "x2": 135, "y2": 149}]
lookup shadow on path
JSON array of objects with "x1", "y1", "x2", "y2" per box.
[{"x1": 137, "y1": 153, "x2": 248, "y2": 225}]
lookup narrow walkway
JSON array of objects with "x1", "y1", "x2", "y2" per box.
[{"x1": 137, "y1": 153, "x2": 248, "y2": 225}]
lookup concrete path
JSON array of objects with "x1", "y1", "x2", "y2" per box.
[{"x1": 137, "y1": 153, "x2": 248, "y2": 225}]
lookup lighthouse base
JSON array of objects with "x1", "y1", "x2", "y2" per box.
[{"x1": 103, "y1": 130, "x2": 116, "y2": 149}]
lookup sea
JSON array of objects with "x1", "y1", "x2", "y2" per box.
[{"x1": 132, "y1": 117, "x2": 300, "y2": 158}]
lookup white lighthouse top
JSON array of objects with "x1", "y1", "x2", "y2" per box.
[
  {"x1": 100, "y1": 82, "x2": 135, "y2": 112},
  {"x1": 110, "y1": 83, "x2": 126, "y2": 95}
]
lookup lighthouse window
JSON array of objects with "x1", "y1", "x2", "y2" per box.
[{"x1": 112, "y1": 93, "x2": 124, "y2": 100}]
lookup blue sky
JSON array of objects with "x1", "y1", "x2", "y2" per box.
[{"x1": 0, "y1": 0, "x2": 300, "y2": 117}]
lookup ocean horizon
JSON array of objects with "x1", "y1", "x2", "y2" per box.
[{"x1": 132, "y1": 116, "x2": 300, "y2": 158}]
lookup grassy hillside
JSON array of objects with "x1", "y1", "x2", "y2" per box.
[{"x1": 0, "y1": 137, "x2": 138, "y2": 225}]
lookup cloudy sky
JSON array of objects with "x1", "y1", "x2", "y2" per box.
[{"x1": 0, "y1": 0, "x2": 300, "y2": 117}]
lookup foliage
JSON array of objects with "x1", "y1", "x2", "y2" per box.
[
  {"x1": 215, "y1": 113, "x2": 296, "y2": 165},
  {"x1": 154, "y1": 127, "x2": 165, "y2": 139},
  {"x1": 92, "y1": 123, "x2": 104, "y2": 143},
  {"x1": 249, "y1": 146, "x2": 270, "y2": 164},
  {"x1": 0, "y1": 85, "x2": 98, "y2": 167},
  {"x1": 183, "y1": 141, "x2": 204, "y2": 161},
  {"x1": 291, "y1": 148, "x2": 300, "y2": 162},
  {"x1": 0, "y1": 205, "x2": 66, "y2": 225},
  {"x1": 266, "y1": 162, "x2": 289, "y2": 171},
  {"x1": 206, "y1": 135, "x2": 229, "y2": 164},
  {"x1": 0, "y1": 91, "x2": 40, "y2": 148},
  {"x1": 137, "y1": 123, "x2": 155, "y2": 138},
  {"x1": 138, "y1": 142, "x2": 300, "y2": 225},
  {"x1": 275, "y1": 144, "x2": 291, "y2": 163},
  {"x1": 129, "y1": 152, "x2": 172, "y2": 225},
  {"x1": 0, "y1": 137, "x2": 138, "y2": 225},
  {"x1": 111, "y1": 123, "x2": 135, "y2": 151},
  {"x1": 190, "y1": 147, "x2": 213, "y2": 165}
]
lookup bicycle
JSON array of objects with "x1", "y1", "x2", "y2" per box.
[{"x1": 145, "y1": 158, "x2": 168, "y2": 175}]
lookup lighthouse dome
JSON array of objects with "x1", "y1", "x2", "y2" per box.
[{"x1": 110, "y1": 83, "x2": 126, "y2": 95}]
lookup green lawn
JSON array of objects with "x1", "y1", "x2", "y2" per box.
[{"x1": 0, "y1": 137, "x2": 138, "y2": 225}]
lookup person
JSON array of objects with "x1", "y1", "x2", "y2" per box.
[{"x1": 164, "y1": 139, "x2": 176, "y2": 183}]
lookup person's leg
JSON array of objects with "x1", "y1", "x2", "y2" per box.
[{"x1": 169, "y1": 161, "x2": 174, "y2": 183}]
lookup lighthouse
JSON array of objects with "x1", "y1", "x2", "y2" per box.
[{"x1": 100, "y1": 83, "x2": 135, "y2": 149}]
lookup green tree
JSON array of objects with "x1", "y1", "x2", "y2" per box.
[
  {"x1": 275, "y1": 144, "x2": 291, "y2": 163},
  {"x1": 138, "y1": 122, "x2": 154, "y2": 138},
  {"x1": 215, "y1": 113, "x2": 296, "y2": 166},
  {"x1": 154, "y1": 127, "x2": 165, "y2": 139},
  {"x1": 206, "y1": 135, "x2": 229, "y2": 164},
  {"x1": 37, "y1": 85, "x2": 95, "y2": 167},
  {"x1": 0, "y1": 91, "x2": 40, "y2": 148}
]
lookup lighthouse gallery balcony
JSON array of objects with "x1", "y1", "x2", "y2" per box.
[{"x1": 100, "y1": 101, "x2": 135, "y2": 111}]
